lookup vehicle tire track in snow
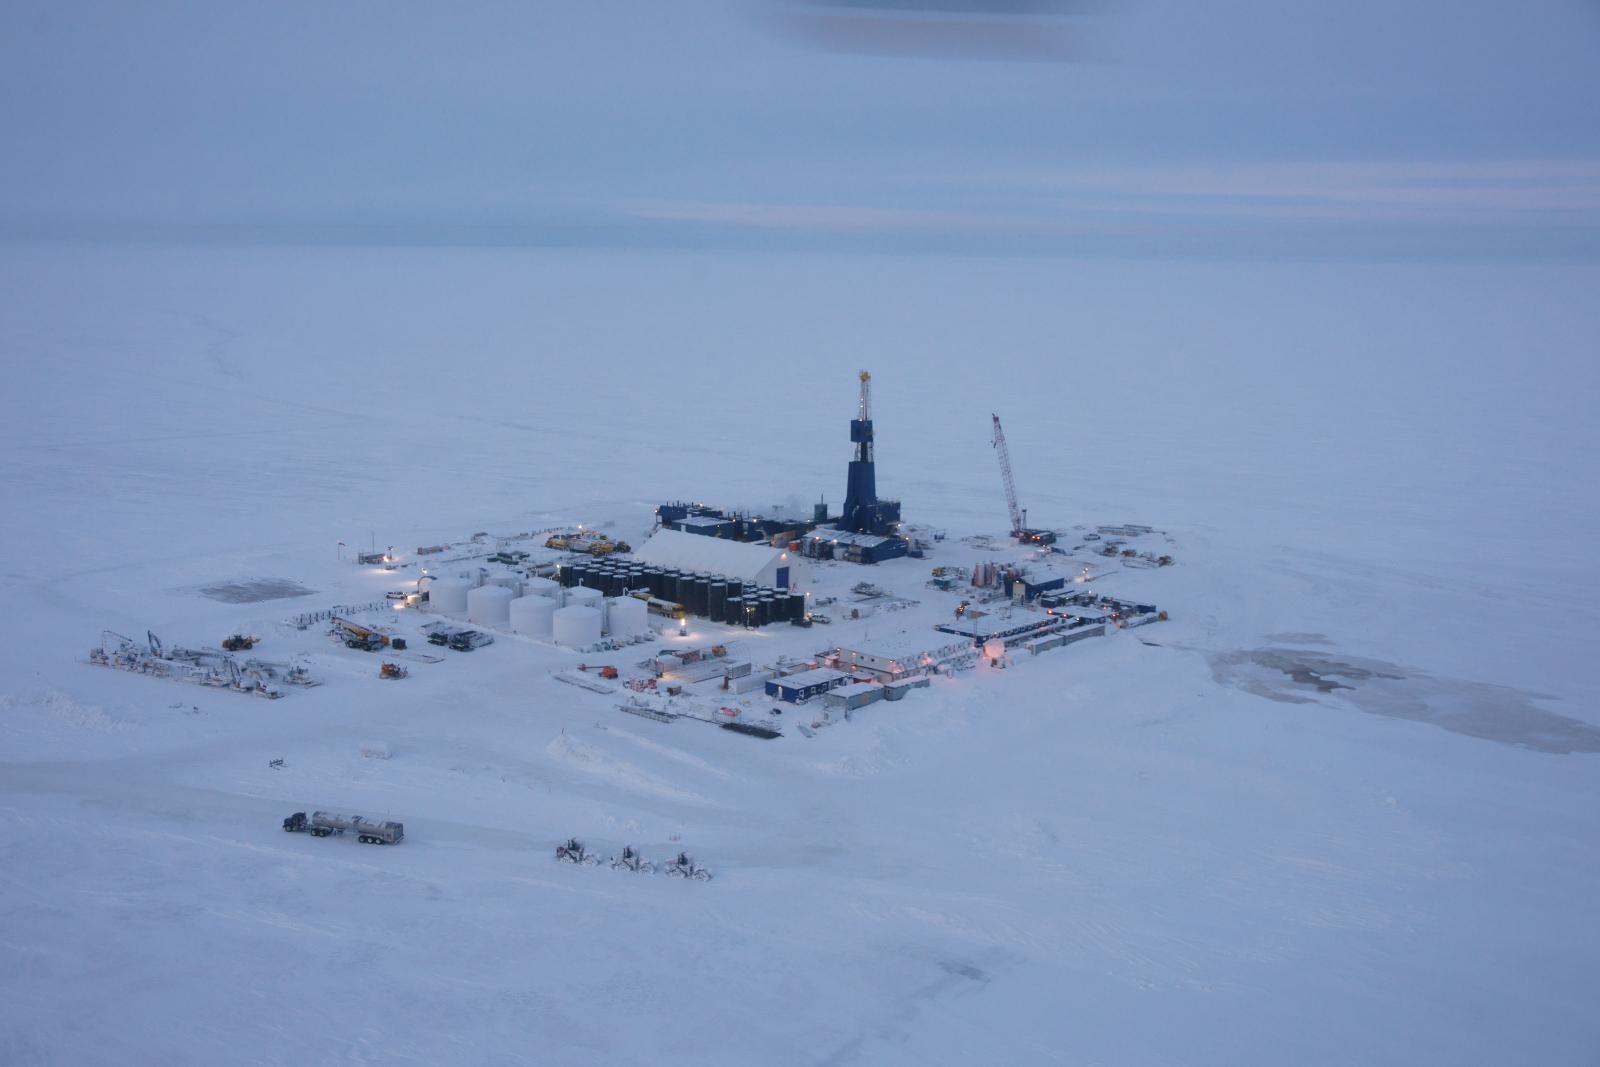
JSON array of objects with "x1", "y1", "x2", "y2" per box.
[
  {"x1": 544, "y1": 733, "x2": 713, "y2": 805},
  {"x1": 594, "y1": 723, "x2": 740, "y2": 781}
]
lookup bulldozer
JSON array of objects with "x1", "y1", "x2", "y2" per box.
[
  {"x1": 665, "y1": 851, "x2": 712, "y2": 881},
  {"x1": 609, "y1": 845, "x2": 654, "y2": 873},
  {"x1": 221, "y1": 634, "x2": 256, "y2": 652},
  {"x1": 379, "y1": 662, "x2": 408, "y2": 680},
  {"x1": 555, "y1": 837, "x2": 600, "y2": 865}
]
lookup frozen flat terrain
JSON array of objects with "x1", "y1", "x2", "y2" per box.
[{"x1": 2, "y1": 243, "x2": 1598, "y2": 1065}]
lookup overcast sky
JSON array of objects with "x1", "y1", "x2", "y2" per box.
[{"x1": 3, "y1": 1, "x2": 1598, "y2": 256}]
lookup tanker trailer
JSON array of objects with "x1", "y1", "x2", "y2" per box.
[{"x1": 282, "y1": 810, "x2": 404, "y2": 845}]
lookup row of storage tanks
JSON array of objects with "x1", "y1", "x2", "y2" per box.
[
  {"x1": 557, "y1": 559, "x2": 807, "y2": 628},
  {"x1": 421, "y1": 572, "x2": 649, "y2": 646}
]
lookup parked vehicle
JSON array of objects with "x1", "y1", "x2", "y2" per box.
[{"x1": 332, "y1": 616, "x2": 389, "y2": 652}]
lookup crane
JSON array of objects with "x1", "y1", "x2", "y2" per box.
[
  {"x1": 991, "y1": 413, "x2": 1056, "y2": 546},
  {"x1": 991, "y1": 413, "x2": 1024, "y2": 538}
]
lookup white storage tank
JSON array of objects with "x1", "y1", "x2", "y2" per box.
[
  {"x1": 607, "y1": 595, "x2": 647, "y2": 639},
  {"x1": 428, "y1": 578, "x2": 471, "y2": 615},
  {"x1": 523, "y1": 576, "x2": 560, "y2": 599},
  {"x1": 484, "y1": 574, "x2": 522, "y2": 595},
  {"x1": 552, "y1": 605, "x2": 603, "y2": 647},
  {"x1": 509, "y1": 594, "x2": 556, "y2": 637},
  {"x1": 566, "y1": 586, "x2": 604, "y2": 630},
  {"x1": 468, "y1": 584, "x2": 514, "y2": 627}
]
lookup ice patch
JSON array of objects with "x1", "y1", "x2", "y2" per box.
[{"x1": 1210, "y1": 647, "x2": 1599, "y2": 754}]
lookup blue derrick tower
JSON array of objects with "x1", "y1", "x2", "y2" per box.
[{"x1": 840, "y1": 370, "x2": 901, "y2": 535}]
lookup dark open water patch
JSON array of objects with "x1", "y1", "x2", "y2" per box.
[
  {"x1": 1209, "y1": 646, "x2": 1598, "y2": 755},
  {"x1": 195, "y1": 579, "x2": 316, "y2": 603}
]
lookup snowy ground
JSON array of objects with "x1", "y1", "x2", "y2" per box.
[{"x1": 2, "y1": 243, "x2": 1598, "y2": 1065}]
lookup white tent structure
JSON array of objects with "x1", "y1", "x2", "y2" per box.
[{"x1": 632, "y1": 529, "x2": 806, "y2": 589}]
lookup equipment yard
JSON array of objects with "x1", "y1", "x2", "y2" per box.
[{"x1": 67, "y1": 372, "x2": 1184, "y2": 752}]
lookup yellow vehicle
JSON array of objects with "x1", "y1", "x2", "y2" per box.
[
  {"x1": 546, "y1": 531, "x2": 627, "y2": 556},
  {"x1": 333, "y1": 616, "x2": 389, "y2": 652},
  {"x1": 632, "y1": 592, "x2": 686, "y2": 620}
]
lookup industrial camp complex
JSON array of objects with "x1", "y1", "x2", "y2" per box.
[{"x1": 89, "y1": 370, "x2": 1175, "y2": 830}]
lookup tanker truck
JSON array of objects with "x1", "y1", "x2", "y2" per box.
[{"x1": 282, "y1": 810, "x2": 404, "y2": 845}]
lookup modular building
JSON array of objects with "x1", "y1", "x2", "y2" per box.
[
  {"x1": 882, "y1": 677, "x2": 932, "y2": 701},
  {"x1": 1013, "y1": 566, "x2": 1068, "y2": 601},
  {"x1": 1059, "y1": 624, "x2": 1106, "y2": 646},
  {"x1": 1056, "y1": 606, "x2": 1112, "y2": 626},
  {"x1": 667, "y1": 514, "x2": 737, "y2": 539},
  {"x1": 936, "y1": 614, "x2": 1081, "y2": 648},
  {"x1": 765, "y1": 667, "x2": 850, "y2": 703},
  {"x1": 830, "y1": 638, "x2": 973, "y2": 681},
  {"x1": 662, "y1": 658, "x2": 752, "y2": 684},
  {"x1": 1023, "y1": 625, "x2": 1105, "y2": 653},
  {"x1": 800, "y1": 528, "x2": 908, "y2": 565},
  {"x1": 728, "y1": 669, "x2": 776, "y2": 695},
  {"x1": 824, "y1": 682, "x2": 885, "y2": 712},
  {"x1": 656, "y1": 501, "x2": 824, "y2": 544}
]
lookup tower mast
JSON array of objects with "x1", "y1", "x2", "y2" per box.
[
  {"x1": 855, "y1": 370, "x2": 873, "y2": 463},
  {"x1": 841, "y1": 370, "x2": 879, "y2": 533}
]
